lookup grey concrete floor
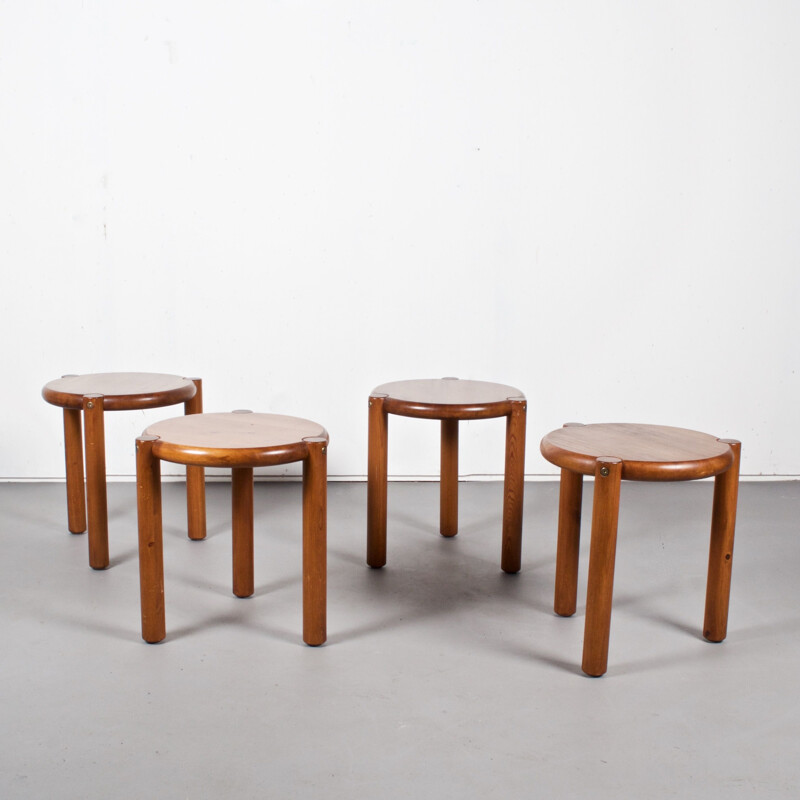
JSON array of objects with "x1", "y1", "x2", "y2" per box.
[{"x1": 1, "y1": 479, "x2": 799, "y2": 799}]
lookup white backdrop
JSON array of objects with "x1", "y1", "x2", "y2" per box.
[{"x1": 2, "y1": 2, "x2": 799, "y2": 480}]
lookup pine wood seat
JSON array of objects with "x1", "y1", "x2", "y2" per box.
[
  {"x1": 367, "y1": 378, "x2": 527, "y2": 573},
  {"x1": 540, "y1": 422, "x2": 741, "y2": 677},
  {"x1": 376, "y1": 378, "x2": 525, "y2": 420},
  {"x1": 42, "y1": 372, "x2": 198, "y2": 411},
  {"x1": 42, "y1": 372, "x2": 204, "y2": 569},
  {"x1": 136, "y1": 411, "x2": 328, "y2": 647}
]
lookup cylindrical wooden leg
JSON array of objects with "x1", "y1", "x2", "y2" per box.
[
  {"x1": 63, "y1": 407, "x2": 86, "y2": 533},
  {"x1": 136, "y1": 435, "x2": 165, "y2": 643},
  {"x1": 83, "y1": 394, "x2": 108, "y2": 570},
  {"x1": 501, "y1": 397, "x2": 526, "y2": 572},
  {"x1": 232, "y1": 467, "x2": 254, "y2": 598},
  {"x1": 303, "y1": 438, "x2": 327, "y2": 646},
  {"x1": 440, "y1": 418, "x2": 459, "y2": 537},
  {"x1": 582, "y1": 457, "x2": 623, "y2": 677},
  {"x1": 367, "y1": 394, "x2": 388, "y2": 567},
  {"x1": 554, "y1": 468, "x2": 584, "y2": 616},
  {"x1": 704, "y1": 439, "x2": 741, "y2": 642},
  {"x1": 183, "y1": 378, "x2": 206, "y2": 540}
]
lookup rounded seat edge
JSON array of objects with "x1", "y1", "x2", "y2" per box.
[
  {"x1": 540, "y1": 430, "x2": 734, "y2": 482},
  {"x1": 151, "y1": 439, "x2": 316, "y2": 469},
  {"x1": 42, "y1": 374, "x2": 197, "y2": 411},
  {"x1": 144, "y1": 412, "x2": 329, "y2": 469},
  {"x1": 372, "y1": 378, "x2": 525, "y2": 421}
]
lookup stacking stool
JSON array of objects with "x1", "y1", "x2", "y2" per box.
[
  {"x1": 367, "y1": 378, "x2": 526, "y2": 572},
  {"x1": 42, "y1": 372, "x2": 204, "y2": 569},
  {"x1": 540, "y1": 423, "x2": 741, "y2": 677},
  {"x1": 136, "y1": 410, "x2": 328, "y2": 646}
]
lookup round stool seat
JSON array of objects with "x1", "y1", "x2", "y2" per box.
[
  {"x1": 540, "y1": 423, "x2": 734, "y2": 482},
  {"x1": 145, "y1": 412, "x2": 328, "y2": 468},
  {"x1": 43, "y1": 372, "x2": 196, "y2": 411},
  {"x1": 372, "y1": 378, "x2": 525, "y2": 420}
]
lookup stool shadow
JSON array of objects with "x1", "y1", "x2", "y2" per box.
[
  {"x1": 162, "y1": 521, "x2": 231, "y2": 540},
  {"x1": 330, "y1": 556, "x2": 553, "y2": 643},
  {"x1": 167, "y1": 611, "x2": 297, "y2": 645},
  {"x1": 389, "y1": 510, "x2": 500, "y2": 539},
  {"x1": 176, "y1": 572, "x2": 298, "y2": 598},
  {"x1": 638, "y1": 610, "x2": 705, "y2": 640},
  {"x1": 611, "y1": 646, "x2": 715, "y2": 677},
  {"x1": 387, "y1": 511, "x2": 439, "y2": 537},
  {"x1": 482, "y1": 637, "x2": 586, "y2": 676},
  {"x1": 108, "y1": 503, "x2": 137, "y2": 523},
  {"x1": 39, "y1": 607, "x2": 142, "y2": 644},
  {"x1": 325, "y1": 613, "x2": 414, "y2": 645},
  {"x1": 107, "y1": 547, "x2": 138, "y2": 569},
  {"x1": 716, "y1": 616, "x2": 800, "y2": 643},
  {"x1": 327, "y1": 545, "x2": 368, "y2": 568}
]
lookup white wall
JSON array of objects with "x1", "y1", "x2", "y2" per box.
[{"x1": 3, "y1": 1, "x2": 799, "y2": 480}]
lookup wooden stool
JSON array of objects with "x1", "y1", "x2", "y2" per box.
[
  {"x1": 42, "y1": 372, "x2": 204, "y2": 569},
  {"x1": 367, "y1": 378, "x2": 527, "y2": 572},
  {"x1": 136, "y1": 410, "x2": 328, "y2": 646},
  {"x1": 540, "y1": 423, "x2": 741, "y2": 677}
]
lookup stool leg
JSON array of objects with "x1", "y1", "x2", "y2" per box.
[
  {"x1": 184, "y1": 378, "x2": 206, "y2": 541},
  {"x1": 367, "y1": 395, "x2": 388, "y2": 567},
  {"x1": 303, "y1": 439, "x2": 327, "y2": 646},
  {"x1": 232, "y1": 467, "x2": 254, "y2": 598},
  {"x1": 554, "y1": 468, "x2": 583, "y2": 616},
  {"x1": 582, "y1": 457, "x2": 623, "y2": 677},
  {"x1": 440, "y1": 419, "x2": 459, "y2": 537},
  {"x1": 63, "y1": 408, "x2": 86, "y2": 533},
  {"x1": 501, "y1": 398, "x2": 527, "y2": 573},
  {"x1": 704, "y1": 439, "x2": 741, "y2": 642},
  {"x1": 136, "y1": 435, "x2": 165, "y2": 643},
  {"x1": 82, "y1": 394, "x2": 109, "y2": 570}
]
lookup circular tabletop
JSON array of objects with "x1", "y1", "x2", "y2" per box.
[
  {"x1": 371, "y1": 378, "x2": 525, "y2": 420},
  {"x1": 143, "y1": 411, "x2": 328, "y2": 468},
  {"x1": 540, "y1": 423, "x2": 734, "y2": 481},
  {"x1": 42, "y1": 372, "x2": 196, "y2": 411}
]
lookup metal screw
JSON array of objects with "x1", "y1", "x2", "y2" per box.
[
  {"x1": 87, "y1": 401, "x2": 94, "y2": 409},
  {"x1": 369, "y1": 401, "x2": 372, "y2": 407},
  {"x1": 322, "y1": 447, "x2": 327, "y2": 454},
  {"x1": 600, "y1": 466, "x2": 609, "y2": 477}
]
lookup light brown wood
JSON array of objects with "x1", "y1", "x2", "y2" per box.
[
  {"x1": 366, "y1": 394, "x2": 389, "y2": 567},
  {"x1": 366, "y1": 378, "x2": 527, "y2": 572},
  {"x1": 303, "y1": 438, "x2": 327, "y2": 646},
  {"x1": 440, "y1": 419, "x2": 459, "y2": 537},
  {"x1": 541, "y1": 422, "x2": 741, "y2": 676},
  {"x1": 704, "y1": 439, "x2": 742, "y2": 642},
  {"x1": 582, "y1": 457, "x2": 623, "y2": 677},
  {"x1": 83, "y1": 394, "x2": 108, "y2": 570},
  {"x1": 183, "y1": 378, "x2": 206, "y2": 541},
  {"x1": 501, "y1": 397, "x2": 527, "y2": 573},
  {"x1": 554, "y1": 468, "x2": 583, "y2": 616},
  {"x1": 134, "y1": 411, "x2": 328, "y2": 645},
  {"x1": 42, "y1": 372, "x2": 196, "y2": 411},
  {"x1": 136, "y1": 435, "x2": 165, "y2": 644},
  {"x1": 375, "y1": 377, "x2": 523, "y2": 420},
  {"x1": 541, "y1": 423, "x2": 733, "y2": 481},
  {"x1": 145, "y1": 412, "x2": 327, "y2": 468},
  {"x1": 63, "y1": 408, "x2": 86, "y2": 534},
  {"x1": 43, "y1": 371, "x2": 201, "y2": 568},
  {"x1": 232, "y1": 467, "x2": 254, "y2": 598}
]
